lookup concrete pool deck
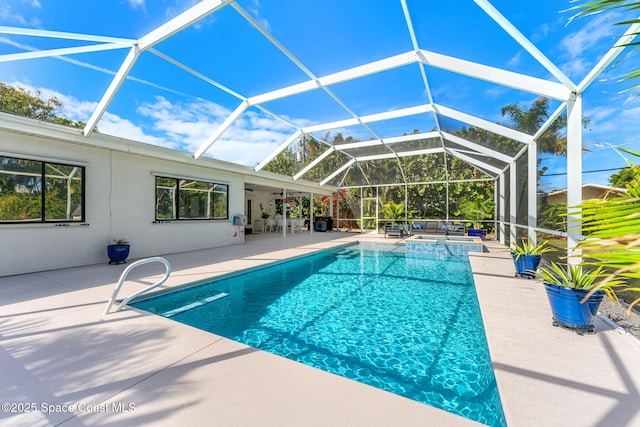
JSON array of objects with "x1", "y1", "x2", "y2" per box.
[{"x1": 1, "y1": 232, "x2": 639, "y2": 426}]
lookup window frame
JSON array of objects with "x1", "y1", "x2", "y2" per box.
[
  {"x1": 155, "y1": 175, "x2": 229, "y2": 221},
  {"x1": 0, "y1": 155, "x2": 86, "y2": 224}
]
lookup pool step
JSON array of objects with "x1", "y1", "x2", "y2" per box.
[{"x1": 162, "y1": 292, "x2": 229, "y2": 317}]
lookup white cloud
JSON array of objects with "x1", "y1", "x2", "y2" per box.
[
  {"x1": 2, "y1": 82, "x2": 393, "y2": 168},
  {"x1": 559, "y1": 13, "x2": 621, "y2": 80},
  {"x1": 214, "y1": 139, "x2": 279, "y2": 166},
  {"x1": 531, "y1": 23, "x2": 550, "y2": 43},
  {"x1": 99, "y1": 112, "x2": 170, "y2": 147},
  {"x1": 484, "y1": 87, "x2": 506, "y2": 100},
  {"x1": 135, "y1": 96, "x2": 299, "y2": 166},
  {"x1": 507, "y1": 51, "x2": 522, "y2": 68},
  {"x1": 243, "y1": 0, "x2": 270, "y2": 31},
  {"x1": 583, "y1": 104, "x2": 640, "y2": 155},
  {"x1": 4, "y1": 81, "x2": 174, "y2": 148},
  {"x1": 167, "y1": 0, "x2": 218, "y2": 30},
  {"x1": 242, "y1": 110, "x2": 296, "y2": 132},
  {"x1": 585, "y1": 105, "x2": 617, "y2": 124},
  {"x1": 561, "y1": 13, "x2": 617, "y2": 59},
  {"x1": 0, "y1": 5, "x2": 26, "y2": 25},
  {"x1": 560, "y1": 57, "x2": 591, "y2": 79},
  {"x1": 0, "y1": 1, "x2": 42, "y2": 26},
  {"x1": 126, "y1": 0, "x2": 145, "y2": 10}
]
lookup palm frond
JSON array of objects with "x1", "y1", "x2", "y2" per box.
[
  {"x1": 569, "y1": 0, "x2": 640, "y2": 18},
  {"x1": 574, "y1": 148, "x2": 640, "y2": 312},
  {"x1": 568, "y1": 1, "x2": 640, "y2": 93}
]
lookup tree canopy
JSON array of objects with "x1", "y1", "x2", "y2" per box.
[
  {"x1": 501, "y1": 97, "x2": 567, "y2": 155},
  {"x1": 0, "y1": 83, "x2": 85, "y2": 129},
  {"x1": 609, "y1": 165, "x2": 640, "y2": 187}
]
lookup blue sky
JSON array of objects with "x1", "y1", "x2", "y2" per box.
[{"x1": 1, "y1": 0, "x2": 639, "y2": 190}]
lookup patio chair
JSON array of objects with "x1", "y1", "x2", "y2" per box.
[
  {"x1": 265, "y1": 218, "x2": 276, "y2": 232},
  {"x1": 441, "y1": 222, "x2": 465, "y2": 236},
  {"x1": 384, "y1": 224, "x2": 404, "y2": 238}
]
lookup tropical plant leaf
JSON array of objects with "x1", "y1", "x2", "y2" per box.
[
  {"x1": 537, "y1": 262, "x2": 626, "y2": 289},
  {"x1": 569, "y1": 0, "x2": 640, "y2": 17},
  {"x1": 628, "y1": 294, "x2": 640, "y2": 316},
  {"x1": 574, "y1": 147, "x2": 640, "y2": 311},
  {"x1": 510, "y1": 239, "x2": 553, "y2": 259},
  {"x1": 568, "y1": 1, "x2": 640, "y2": 93}
]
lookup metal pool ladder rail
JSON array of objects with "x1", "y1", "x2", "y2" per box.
[{"x1": 103, "y1": 257, "x2": 172, "y2": 315}]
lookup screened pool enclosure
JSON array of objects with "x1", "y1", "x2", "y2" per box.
[{"x1": 1, "y1": 0, "x2": 639, "y2": 261}]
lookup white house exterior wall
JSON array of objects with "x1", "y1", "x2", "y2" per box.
[{"x1": 0, "y1": 129, "x2": 245, "y2": 276}]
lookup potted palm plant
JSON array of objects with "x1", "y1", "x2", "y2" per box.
[
  {"x1": 537, "y1": 262, "x2": 625, "y2": 334},
  {"x1": 459, "y1": 198, "x2": 494, "y2": 237},
  {"x1": 382, "y1": 201, "x2": 408, "y2": 236},
  {"x1": 511, "y1": 239, "x2": 552, "y2": 278},
  {"x1": 107, "y1": 238, "x2": 130, "y2": 264}
]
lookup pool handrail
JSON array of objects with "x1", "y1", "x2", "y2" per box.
[{"x1": 103, "y1": 257, "x2": 172, "y2": 315}]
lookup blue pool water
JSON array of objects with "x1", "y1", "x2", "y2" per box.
[{"x1": 132, "y1": 243, "x2": 506, "y2": 427}]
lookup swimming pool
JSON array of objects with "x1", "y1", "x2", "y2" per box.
[{"x1": 132, "y1": 243, "x2": 506, "y2": 427}]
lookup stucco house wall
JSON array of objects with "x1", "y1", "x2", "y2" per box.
[
  {"x1": 0, "y1": 116, "x2": 332, "y2": 277},
  {"x1": 0, "y1": 129, "x2": 245, "y2": 276}
]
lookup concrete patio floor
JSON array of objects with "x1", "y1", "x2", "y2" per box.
[{"x1": 1, "y1": 231, "x2": 639, "y2": 426}]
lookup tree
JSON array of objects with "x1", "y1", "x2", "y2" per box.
[
  {"x1": 501, "y1": 96, "x2": 591, "y2": 156},
  {"x1": 381, "y1": 201, "x2": 405, "y2": 222},
  {"x1": 499, "y1": 97, "x2": 594, "y2": 234},
  {"x1": 501, "y1": 97, "x2": 569, "y2": 155},
  {"x1": 0, "y1": 83, "x2": 84, "y2": 129},
  {"x1": 609, "y1": 165, "x2": 640, "y2": 187},
  {"x1": 457, "y1": 197, "x2": 494, "y2": 229}
]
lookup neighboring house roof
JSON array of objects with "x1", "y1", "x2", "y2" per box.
[
  {"x1": 546, "y1": 183, "x2": 627, "y2": 204},
  {"x1": 548, "y1": 183, "x2": 627, "y2": 197}
]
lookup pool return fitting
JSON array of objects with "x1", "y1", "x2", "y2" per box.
[{"x1": 103, "y1": 257, "x2": 172, "y2": 315}]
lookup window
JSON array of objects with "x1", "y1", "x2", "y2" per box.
[
  {"x1": 0, "y1": 156, "x2": 85, "y2": 223},
  {"x1": 155, "y1": 176, "x2": 228, "y2": 220}
]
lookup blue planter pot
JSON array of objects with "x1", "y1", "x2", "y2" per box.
[
  {"x1": 512, "y1": 253, "x2": 542, "y2": 278},
  {"x1": 467, "y1": 228, "x2": 485, "y2": 237},
  {"x1": 544, "y1": 283, "x2": 605, "y2": 330},
  {"x1": 107, "y1": 245, "x2": 130, "y2": 264}
]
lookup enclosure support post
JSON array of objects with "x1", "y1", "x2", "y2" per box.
[
  {"x1": 404, "y1": 185, "x2": 408, "y2": 225},
  {"x1": 528, "y1": 140, "x2": 537, "y2": 245},
  {"x1": 566, "y1": 92, "x2": 583, "y2": 264},
  {"x1": 282, "y1": 188, "x2": 287, "y2": 238},
  {"x1": 499, "y1": 172, "x2": 506, "y2": 245},
  {"x1": 509, "y1": 162, "x2": 517, "y2": 244},
  {"x1": 493, "y1": 178, "x2": 498, "y2": 240},
  {"x1": 310, "y1": 192, "x2": 314, "y2": 234},
  {"x1": 360, "y1": 187, "x2": 364, "y2": 234},
  {"x1": 375, "y1": 187, "x2": 380, "y2": 234},
  {"x1": 445, "y1": 180, "x2": 450, "y2": 224},
  {"x1": 330, "y1": 191, "x2": 335, "y2": 227}
]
